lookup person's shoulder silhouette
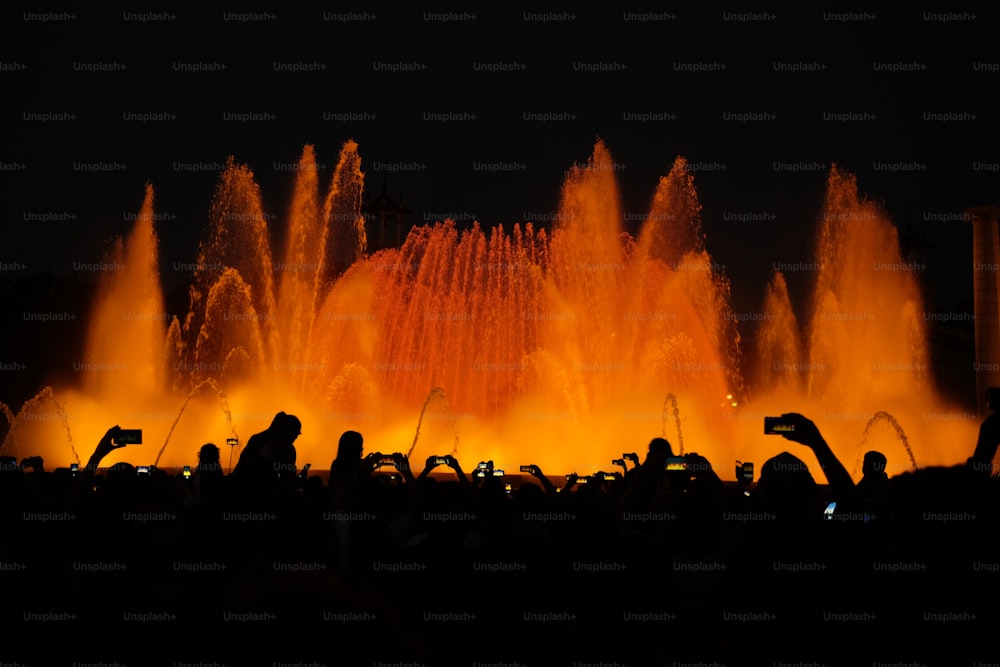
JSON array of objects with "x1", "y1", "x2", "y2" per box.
[{"x1": 232, "y1": 411, "x2": 301, "y2": 492}]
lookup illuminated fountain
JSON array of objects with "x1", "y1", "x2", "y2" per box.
[
  {"x1": 0, "y1": 140, "x2": 978, "y2": 479},
  {"x1": 744, "y1": 166, "x2": 968, "y2": 474}
]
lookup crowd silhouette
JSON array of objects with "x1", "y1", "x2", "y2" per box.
[{"x1": 2, "y1": 408, "x2": 999, "y2": 665}]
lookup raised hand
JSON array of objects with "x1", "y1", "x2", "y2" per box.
[
  {"x1": 360, "y1": 451, "x2": 382, "y2": 473},
  {"x1": 391, "y1": 452, "x2": 411, "y2": 474},
  {"x1": 98, "y1": 425, "x2": 125, "y2": 453},
  {"x1": 776, "y1": 413, "x2": 825, "y2": 449},
  {"x1": 84, "y1": 426, "x2": 126, "y2": 472},
  {"x1": 775, "y1": 413, "x2": 854, "y2": 496},
  {"x1": 563, "y1": 472, "x2": 579, "y2": 491}
]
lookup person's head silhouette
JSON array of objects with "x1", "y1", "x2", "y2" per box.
[
  {"x1": 337, "y1": 430, "x2": 364, "y2": 461},
  {"x1": 647, "y1": 437, "x2": 673, "y2": 457},
  {"x1": 755, "y1": 451, "x2": 818, "y2": 517},
  {"x1": 198, "y1": 443, "x2": 220, "y2": 467},
  {"x1": 262, "y1": 412, "x2": 301, "y2": 482},
  {"x1": 862, "y1": 450, "x2": 888, "y2": 479},
  {"x1": 269, "y1": 412, "x2": 302, "y2": 444}
]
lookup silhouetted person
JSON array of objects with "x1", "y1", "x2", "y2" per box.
[
  {"x1": 646, "y1": 436, "x2": 673, "y2": 463},
  {"x1": 852, "y1": 449, "x2": 889, "y2": 521},
  {"x1": 194, "y1": 442, "x2": 224, "y2": 498},
  {"x1": 328, "y1": 430, "x2": 364, "y2": 496},
  {"x1": 969, "y1": 387, "x2": 1000, "y2": 476},
  {"x1": 617, "y1": 436, "x2": 674, "y2": 530},
  {"x1": 196, "y1": 442, "x2": 221, "y2": 471},
  {"x1": 754, "y1": 451, "x2": 820, "y2": 519},
  {"x1": 858, "y1": 450, "x2": 889, "y2": 493},
  {"x1": 231, "y1": 411, "x2": 301, "y2": 495}
]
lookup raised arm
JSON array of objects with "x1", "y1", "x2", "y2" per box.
[
  {"x1": 69, "y1": 425, "x2": 127, "y2": 509},
  {"x1": 523, "y1": 464, "x2": 557, "y2": 495},
  {"x1": 444, "y1": 455, "x2": 471, "y2": 487},
  {"x1": 778, "y1": 413, "x2": 855, "y2": 498}
]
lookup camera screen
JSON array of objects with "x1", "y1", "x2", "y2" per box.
[
  {"x1": 764, "y1": 417, "x2": 795, "y2": 434},
  {"x1": 665, "y1": 457, "x2": 687, "y2": 471},
  {"x1": 116, "y1": 429, "x2": 143, "y2": 444}
]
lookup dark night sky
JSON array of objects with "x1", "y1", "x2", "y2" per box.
[{"x1": 2, "y1": 6, "x2": 997, "y2": 405}]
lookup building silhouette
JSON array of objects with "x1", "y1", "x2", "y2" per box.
[{"x1": 364, "y1": 177, "x2": 411, "y2": 252}]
